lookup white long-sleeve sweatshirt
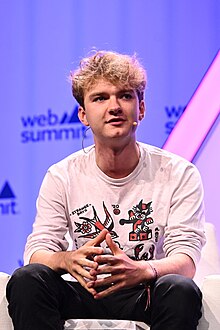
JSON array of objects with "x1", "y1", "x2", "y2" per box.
[{"x1": 24, "y1": 142, "x2": 206, "y2": 266}]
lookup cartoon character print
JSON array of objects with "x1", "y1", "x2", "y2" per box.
[
  {"x1": 131, "y1": 243, "x2": 155, "y2": 261},
  {"x1": 119, "y1": 199, "x2": 154, "y2": 241},
  {"x1": 74, "y1": 201, "x2": 118, "y2": 240}
]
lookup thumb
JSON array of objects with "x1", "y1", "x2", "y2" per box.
[{"x1": 106, "y1": 233, "x2": 121, "y2": 255}]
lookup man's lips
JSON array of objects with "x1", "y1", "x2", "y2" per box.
[{"x1": 106, "y1": 118, "x2": 126, "y2": 124}]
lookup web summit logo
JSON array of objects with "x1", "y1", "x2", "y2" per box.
[
  {"x1": 0, "y1": 181, "x2": 18, "y2": 215},
  {"x1": 20, "y1": 106, "x2": 87, "y2": 143}
]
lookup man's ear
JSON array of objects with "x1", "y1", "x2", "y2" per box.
[
  {"x1": 78, "y1": 106, "x2": 89, "y2": 126},
  {"x1": 138, "y1": 100, "x2": 146, "y2": 121}
]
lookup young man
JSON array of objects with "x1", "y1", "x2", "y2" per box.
[{"x1": 6, "y1": 51, "x2": 206, "y2": 330}]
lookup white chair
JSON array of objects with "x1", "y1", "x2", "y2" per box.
[
  {"x1": 1, "y1": 222, "x2": 220, "y2": 330},
  {"x1": 0, "y1": 272, "x2": 13, "y2": 330}
]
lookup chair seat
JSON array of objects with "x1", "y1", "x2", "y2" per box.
[{"x1": 64, "y1": 319, "x2": 149, "y2": 330}]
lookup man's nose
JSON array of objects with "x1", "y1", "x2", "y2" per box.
[{"x1": 108, "y1": 97, "x2": 122, "y2": 115}]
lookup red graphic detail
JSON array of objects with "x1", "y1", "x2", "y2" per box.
[
  {"x1": 119, "y1": 200, "x2": 153, "y2": 241},
  {"x1": 113, "y1": 208, "x2": 120, "y2": 215},
  {"x1": 74, "y1": 202, "x2": 118, "y2": 239},
  {"x1": 80, "y1": 221, "x2": 92, "y2": 234},
  {"x1": 134, "y1": 243, "x2": 155, "y2": 261}
]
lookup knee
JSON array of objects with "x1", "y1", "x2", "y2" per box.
[
  {"x1": 6, "y1": 264, "x2": 56, "y2": 299},
  {"x1": 150, "y1": 275, "x2": 203, "y2": 327},
  {"x1": 9, "y1": 264, "x2": 51, "y2": 284},
  {"x1": 153, "y1": 274, "x2": 202, "y2": 304}
]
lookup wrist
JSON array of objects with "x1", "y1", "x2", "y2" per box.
[{"x1": 147, "y1": 261, "x2": 158, "y2": 284}]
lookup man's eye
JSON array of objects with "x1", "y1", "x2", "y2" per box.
[
  {"x1": 93, "y1": 96, "x2": 106, "y2": 102},
  {"x1": 122, "y1": 93, "x2": 132, "y2": 100}
]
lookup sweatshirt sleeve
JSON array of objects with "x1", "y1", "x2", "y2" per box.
[
  {"x1": 23, "y1": 169, "x2": 69, "y2": 265},
  {"x1": 163, "y1": 162, "x2": 206, "y2": 266}
]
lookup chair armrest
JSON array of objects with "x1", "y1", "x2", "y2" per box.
[
  {"x1": 0, "y1": 272, "x2": 13, "y2": 330},
  {"x1": 198, "y1": 275, "x2": 220, "y2": 329},
  {"x1": 194, "y1": 222, "x2": 220, "y2": 287}
]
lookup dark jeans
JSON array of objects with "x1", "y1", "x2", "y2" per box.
[{"x1": 6, "y1": 263, "x2": 202, "y2": 330}]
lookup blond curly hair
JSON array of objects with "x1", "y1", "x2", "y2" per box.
[{"x1": 70, "y1": 50, "x2": 147, "y2": 107}]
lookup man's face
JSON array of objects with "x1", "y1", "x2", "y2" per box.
[{"x1": 78, "y1": 79, "x2": 145, "y2": 144}]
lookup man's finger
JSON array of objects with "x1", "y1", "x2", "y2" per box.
[
  {"x1": 93, "y1": 282, "x2": 121, "y2": 299},
  {"x1": 106, "y1": 233, "x2": 121, "y2": 255},
  {"x1": 86, "y1": 229, "x2": 108, "y2": 247},
  {"x1": 71, "y1": 272, "x2": 97, "y2": 296}
]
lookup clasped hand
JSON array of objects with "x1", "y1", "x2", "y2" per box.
[{"x1": 64, "y1": 229, "x2": 150, "y2": 299}]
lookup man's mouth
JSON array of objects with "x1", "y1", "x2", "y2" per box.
[{"x1": 106, "y1": 118, "x2": 125, "y2": 124}]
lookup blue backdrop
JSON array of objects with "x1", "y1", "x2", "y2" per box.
[{"x1": 0, "y1": 0, "x2": 220, "y2": 274}]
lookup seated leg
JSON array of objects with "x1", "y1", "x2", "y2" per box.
[
  {"x1": 6, "y1": 263, "x2": 104, "y2": 330},
  {"x1": 149, "y1": 274, "x2": 202, "y2": 330}
]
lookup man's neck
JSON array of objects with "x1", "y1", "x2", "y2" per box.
[{"x1": 95, "y1": 140, "x2": 140, "y2": 179}]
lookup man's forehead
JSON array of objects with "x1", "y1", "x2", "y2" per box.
[{"x1": 85, "y1": 79, "x2": 134, "y2": 94}]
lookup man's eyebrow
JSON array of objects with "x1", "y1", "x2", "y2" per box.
[
  {"x1": 87, "y1": 88, "x2": 135, "y2": 99},
  {"x1": 88, "y1": 91, "x2": 106, "y2": 98},
  {"x1": 86, "y1": 91, "x2": 110, "y2": 100}
]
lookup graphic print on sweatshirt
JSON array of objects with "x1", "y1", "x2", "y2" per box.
[
  {"x1": 119, "y1": 199, "x2": 154, "y2": 241},
  {"x1": 74, "y1": 201, "x2": 118, "y2": 239},
  {"x1": 72, "y1": 199, "x2": 159, "y2": 260},
  {"x1": 119, "y1": 199, "x2": 158, "y2": 261}
]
